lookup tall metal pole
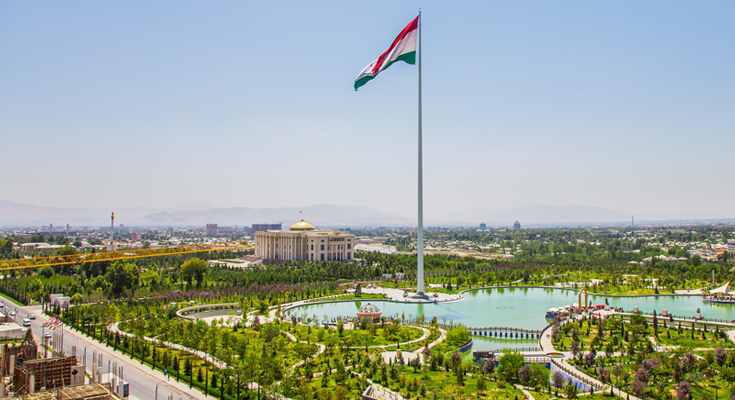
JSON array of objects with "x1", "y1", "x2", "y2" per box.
[
  {"x1": 110, "y1": 212, "x2": 115, "y2": 242},
  {"x1": 416, "y1": 10, "x2": 425, "y2": 296}
]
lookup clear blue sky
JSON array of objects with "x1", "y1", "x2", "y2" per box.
[{"x1": 1, "y1": 1, "x2": 733, "y2": 220}]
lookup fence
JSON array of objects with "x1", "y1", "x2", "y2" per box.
[{"x1": 549, "y1": 359, "x2": 603, "y2": 392}]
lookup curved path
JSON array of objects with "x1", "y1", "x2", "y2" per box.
[
  {"x1": 281, "y1": 330, "x2": 326, "y2": 371},
  {"x1": 110, "y1": 321, "x2": 227, "y2": 369}
]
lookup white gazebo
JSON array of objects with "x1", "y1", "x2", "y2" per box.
[{"x1": 705, "y1": 281, "x2": 735, "y2": 303}]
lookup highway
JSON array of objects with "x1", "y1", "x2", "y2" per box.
[{"x1": 0, "y1": 295, "x2": 207, "y2": 400}]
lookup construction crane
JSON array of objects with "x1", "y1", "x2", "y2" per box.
[{"x1": 0, "y1": 242, "x2": 253, "y2": 271}]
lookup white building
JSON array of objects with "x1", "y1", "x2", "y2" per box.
[
  {"x1": 254, "y1": 220, "x2": 355, "y2": 262},
  {"x1": 728, "y1": 239, "x2": 735, "y2": 255}
]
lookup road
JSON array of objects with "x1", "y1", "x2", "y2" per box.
[{"x1": 0, "y1": 295, "x2": 207, "y2": 400}]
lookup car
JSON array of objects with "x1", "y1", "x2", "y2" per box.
[
  {"x1": 22, "y1": 318, "x2": 31, "y2": 327},
  {"x1": 29, "y1": 315, "x2": 36, "y2": 320},
  {"x1": 44, "y1": 332, "x2": 52, "y2": 339}
]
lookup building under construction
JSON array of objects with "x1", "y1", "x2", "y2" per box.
[
  {"x1": 16, "y1": 383, "x2": 120, "y2": 400},
  {"x1": 12, "y1": 356, "x2": 77, "y2": 394},
  {"x1": 0, "y1": 329, "x2": 122, "y2": 400}
]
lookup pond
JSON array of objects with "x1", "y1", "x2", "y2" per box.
[{"x1": 289, "y1": 287, "x2": 734, "y2": 351}]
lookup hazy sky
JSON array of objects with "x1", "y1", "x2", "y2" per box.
[{"x1": 1, "y1": 1, "x2": 733, "y2": 220}]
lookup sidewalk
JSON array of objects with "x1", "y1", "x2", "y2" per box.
[{"x1": 33, "y1": 310, "x2": 206, "y2": 400}]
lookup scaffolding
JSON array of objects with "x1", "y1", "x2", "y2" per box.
[
  {"x1": 13, "y1": 356, "x2": 77, "y2": 394},
  {"x1": 2, "y1": 330, "x2": 38, "y2": 376},
  {"x1": 18, "y1": 383, "x2": 120, "y2": 400}
]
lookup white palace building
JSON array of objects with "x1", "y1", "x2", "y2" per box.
[{"x1": 253, "y1": 220, "x2": 355, "y2": 262}]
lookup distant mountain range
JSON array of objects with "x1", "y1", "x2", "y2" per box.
[
  {"x1": 0, "y1": 199, "x2": 409, "y2": 227},
  {"x1": 443, "y1": 204, "x2": 631, "y2": 226},
  {"x1": 0, "y1": 199, "x2": 731, "y2": 228},
  {"x1": 132, "y1": 205, "x2": 410, "y2": 227}
]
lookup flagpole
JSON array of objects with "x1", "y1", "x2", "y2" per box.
[{"x1": 416, "y1": 9, "x2": 425, "y2": 297}]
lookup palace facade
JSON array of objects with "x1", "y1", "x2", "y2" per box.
[{"x1": 253, "y1": 220, "x2": 355, "y2": 262}]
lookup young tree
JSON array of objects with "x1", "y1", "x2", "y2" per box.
[
  {"x1": 476, "y1": 373, "x2": 487, "y2": 393},
  {"x1": 518, "y1": 365, "x2": 532, "y2": 386},
  {"x1": 552, "y1": 371, "x2": 565, "y2": 389},
  {"x1": 564, "y1": 378, "x2": 578, "y2": 399},
  {"x1": 676, "y1": 381, "x2": 692, "y2": 400},
  {"x1": 716, "y1": 346, "x2": 728, "y2": 367}
]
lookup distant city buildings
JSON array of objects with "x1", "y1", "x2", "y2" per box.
[
  {"x1": 254, "y1": 220, "x2": 355, "y2": 262},
  {"x1": 251, "y1": 223, "x2": 282, "y2": 235},
  {"x1": 513, "y1": 220, "x2": 521, "y2": 231},
  {"x1": 206, "y1": 223, "x2": 218, "y2": 237},
  {"x1": 479, "y1": 222, "x2": 486, "y2": 231}
]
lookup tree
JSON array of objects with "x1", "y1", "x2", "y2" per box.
[
  {"x1": 481, "y1": 357, "x2": 495, "y2": 376},
  {"x1": 496, "y1": 349, "x2": 524, "y2": 383},
  {"x1": 716, "y1": 346, "x2": 728, "y2": 367},
  {"x1": 104, "y1": 260, "x2": 140, "y2": 296},
  {"x1": 476, "y1": 373, "x2": 487, "y2": 393},
  {"x1": 570, "y1": 341, "x2": 580, "y2": 359},
  {"x1": 0, "y1": 238, "x2": 13, "y2": 255},
  {"x1": 56, "y1": 244, "x2": 78, "y2": 256},
  {"x1": 334, "y1": 386, "x2": 348, "y2": 400},
  {"x1": 676, "y1": 381, "x2": 692, "y2": 400},
  {"x1": 530, "y1": 363, "x2": 550, "y2": 388},
  {"x1": 584, "y1": 350, "x2": 596, "y2": 368},
  {"x1": 552, "y1": 371, "x2": 565, "y2": 389},
  {"x1": 518, "y1": 365, "x2": 532, "y2": 386},
  {"x1": 39, "y1": 266, "x2": 55, "y2": 278},
  {"x1": 565, "y1": 378, "x2": 578, "y2": 399},
  {"x1": 180, "y1": 258, "x2": 208, "y2": 287}
]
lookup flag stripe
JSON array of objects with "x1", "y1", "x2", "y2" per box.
[
  {"x1": 354, "y1": 16, "x2": 419, "y2": 91},
  {"x1": 371, "y1": 17, "x2": 418, "y2": 74}
]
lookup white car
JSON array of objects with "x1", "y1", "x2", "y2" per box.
[
  {"x1": 44, "y1": 332, "x2": 52, "y2": 339},
  {"x1": 29, "y1": 315, "x2": 36, "y2": 320}
]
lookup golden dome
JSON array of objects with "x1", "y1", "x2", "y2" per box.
[{"x1": 289, "y1": 220, "x2": 315, "y2": 231}]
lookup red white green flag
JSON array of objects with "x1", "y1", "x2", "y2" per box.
[{"x1": 354, "y1": 16, "x2": 419, "y2": 91}]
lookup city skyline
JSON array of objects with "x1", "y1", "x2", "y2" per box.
[{"x1": 1, "y1": 1, "x2": 733, "y2": 220}]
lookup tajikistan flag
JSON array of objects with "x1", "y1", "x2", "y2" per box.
[{"x1": 354, "y1": 16, "x2": 418, "y2": 91}]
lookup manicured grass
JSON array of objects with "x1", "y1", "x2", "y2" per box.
[
  {"x1": 308, "y1": 367, "x2": 526, "y2": 400},
  {"x1": 287, "y1": 323, "x2": 427, "y2": 348}
]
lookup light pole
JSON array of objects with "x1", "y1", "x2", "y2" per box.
[{"x1": 155, "y1": 383, "x2": 158, "y2": 400}]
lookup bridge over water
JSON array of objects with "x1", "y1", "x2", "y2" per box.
[{"x1": 468, "y1": 326, "x2": 542, "y2": 340}]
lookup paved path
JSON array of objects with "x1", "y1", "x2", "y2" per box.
[
  {"x1": 110, "y1": 322, "x2": 227, "y2": 369},
  {"x1": 382, "y1": 327, "x2": 446, "y2": 364},
  {"x1": 282, "y1": 330, "x2": 326, "y2": 371},
  {"x1": 360, "y1": 287, "x2": 464, "y2": 303}
]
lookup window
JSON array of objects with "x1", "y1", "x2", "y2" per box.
[
  {"x1": 321, "y1": 244, "x2": 324, "y2": 250},
  {"x1": 347, "y1": 252, "x2": 351, "y2": 259},
  {"x1": 311, "y1": 244, "x2": 314, "y2": 250},
  {"x1": 321, "y1": 254, "x2": 325, "y2": 261},
  {"x1": 347, "y1": 244, "x2": 351, "y2": 249}
]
